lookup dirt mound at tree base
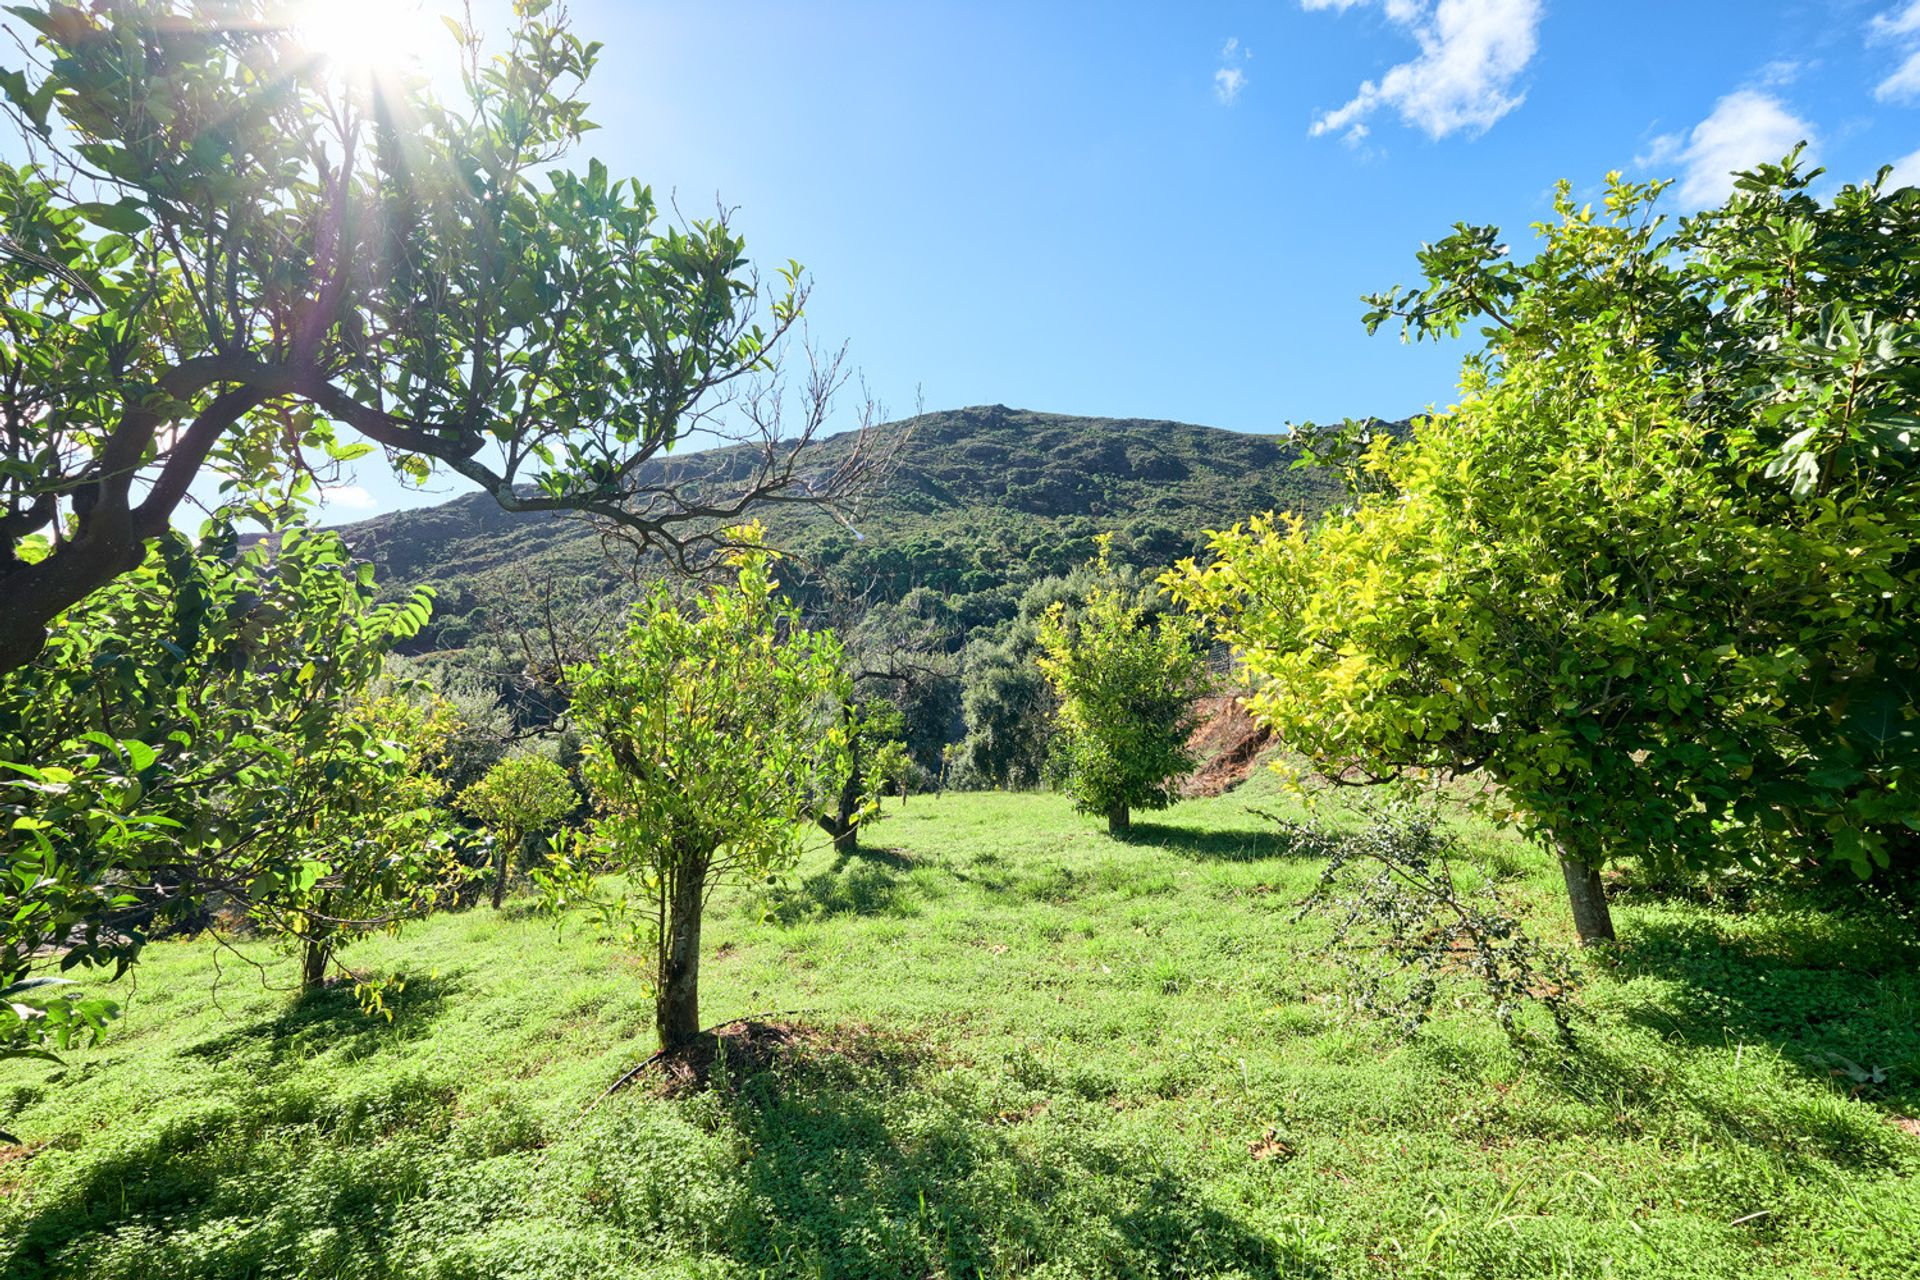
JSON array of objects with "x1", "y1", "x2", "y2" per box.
[
  {"x1": 1181, "y1": 695, "x2": 1273, "y2": 798},
  {"x1": 650, "y1": 1019, "x2": 812, "y2": 1095},
  {"x1": 607, "y1": 1017, "x2": 926, "y2": 1098}
]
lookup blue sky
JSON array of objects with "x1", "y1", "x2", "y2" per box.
[{"x1": 218, "y1": 3, "x2": 1920, "y2": 516}]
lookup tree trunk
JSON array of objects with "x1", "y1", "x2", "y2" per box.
[
  {"x1": 0, "y1": 381, "x2": 266, "y2": 680},
  {"x1": 0, "y1": 515, "x2": 142, "y2": 677},
  {"x1": 490, "y1": 829, "x2": 514, "y2": 909},
  {"x1": 656, "y1": 863, "x2": 707, "y2": 1052},
  {"x1": 1107, "y1": 802, "x2": 1130, "y2": 837},
  {"x1": 1556, "y1": 841, "x2": 1615, "y2": 945},
  {"x1": 301, "y1": 936, "x2": 330, "y2": 988},
  {"x1": 815, "y1": 812, "x2": 858, "y2": 854}
]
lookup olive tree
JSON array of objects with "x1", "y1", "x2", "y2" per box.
[
  {"x1": 458, "y1": 752, "x2": 576, "y2": 909},
  {"x1": 1037, "y1": 539, "x2": 1206, "y2": 836},
  {"x1": 0, "y1": 0, "x2": 875, "y2": 678},
  {"x1": 551, "y1": 539, "x2": 852, "y2": 1052}
]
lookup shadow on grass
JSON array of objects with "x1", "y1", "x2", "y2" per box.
[
  {"x1": 757, "y1": 851, "x2": 919, "y2": 926},
  {"x1": 1123, "y1": 820, "x2": 1310, "y2": 863},
  {"x1": 1546, "y1": 1028, "x2": 1918, "y2": 1173},
  {"x1": 694, "y1": 1026, "x2": 1323, "y2": 1278},
  {"x1": 1611, "y1": 916, "x2": 1920, "y2": 1112},
  {"x1": 2, "y1": 1104, "x2": 438, "y2": 1280},
  {"x1": 5, "y1": 978, "x2": 466, "y2": 1280},
  {"x1": 180, "y1": 969, "x2": 462, "y2": 1068},
  {"x1": 833, "y1": 843, "x2": 917, "y2": 871}
]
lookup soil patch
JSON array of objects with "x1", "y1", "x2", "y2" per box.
[
  {"x1": 1181, "y1": 695, "x2": 1273, "y2": 797},
  {"x1": 607, "y1": 1018, "x2": 923, "y2": 1099},
  {"x1": 650, "y1": 1018, "x2": 812, "y2": 1095}
]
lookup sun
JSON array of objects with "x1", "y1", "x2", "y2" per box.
[{"x1": 293, "y1": 0, "x2": 441, "y2": 75}]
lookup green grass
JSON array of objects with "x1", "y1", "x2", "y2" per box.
[{"x1": 4, "y1": 782, "x2": 1918, "y2": 1279}]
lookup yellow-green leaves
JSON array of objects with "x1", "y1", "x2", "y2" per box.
[
  {"x1": 559, "y1": 546, "x2": 853, "y2": 963},
  {"x1": 1038, "y1": 540, "x2": 1207, "y2": 829}
]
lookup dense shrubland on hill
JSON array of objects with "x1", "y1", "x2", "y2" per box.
[{"x1": 329, "y1": 405, "x2": 1359, "y2": 655}]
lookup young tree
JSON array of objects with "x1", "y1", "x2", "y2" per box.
[
  {"x1": 810, "y1": 698, "x2": 909, "y2": 854},
  {"x1": 1170, "y1": 161, "x2": 1919, "y2": 942},
  {"x1": 952, "y1": 567, "x2": 1138, "y2": 790},
  {"x1": 1037, "y1": 540, "x2": 1207, "y2": 836},
  {"x1": 0, "y1": 0, "x2": 875, "y2": 678},
  {"x1": 270, "y1": 688, "x2": 462, "y2": 988},
  {"x1": 0, "y1": 519, "x2": 434, "y2": 1054},
  {"x1": 458, "y1": 752, "x2": 577, "y2": 910},
  {"x1": 551, "y1": 538, "x2": 853, "y2": 1052}
]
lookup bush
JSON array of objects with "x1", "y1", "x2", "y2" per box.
[{"x1": 1037, "y1": 538, "x2": 1207, "y2": 835}]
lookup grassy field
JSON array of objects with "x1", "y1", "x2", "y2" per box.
[{"x1": 3, "y1": 780, "x2": 1917, "y2": 1279}]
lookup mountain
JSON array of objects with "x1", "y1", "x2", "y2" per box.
[{"x1": 326, "y1": 404, "x2": 1370, "y2": 653}]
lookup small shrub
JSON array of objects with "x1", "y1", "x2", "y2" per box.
[{"x1": 1284, "y1": 801, "x2": 1581, "y2": 1050}]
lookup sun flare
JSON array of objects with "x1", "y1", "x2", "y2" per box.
[{"x1": 294, "y1": 0, "x2": 441, "y2": 75}]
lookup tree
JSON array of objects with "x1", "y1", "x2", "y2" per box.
[
  {"x1": 0, "y1": 517, "x2": 434, "y2": 1055},
  {"x1": 550, "y1": 537, "x2": 852, "y2": 1052},
  {"x1": 272, "y1": 686, "x2": 462, "y2": 987},
  {"x1": 951, "y1": 566, "x2": 1125, "y2": 791},
  {"x1": 1037, "y1": 539, "x2": 1206, "y2": 836},
  {"x1": 810, "y1": 698, "x2": 909, "y2": 854},
  {"x1": 0, "y1": 0, "x2": 876, "y2": 678},
  {"x1": 1169, "y1": 161, "x2": 1919, "y2": 942},
  {"x1": 1170, "y1": 347, "x2": 1773, "y2": 942},
  {"x1": 458, "y1": 751, "x2": 576, "y2": 910},
  {"x1": 1360, "y1": 156, "x2": 1917, "y2": 891},
  {"x1": 953, "y1": 633, "x2": 1055, "y2": 789},
  {"x1": 802, "y1": 584, "x2": 955, "y2": 847}
]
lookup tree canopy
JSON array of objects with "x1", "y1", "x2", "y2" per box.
[
  {"x1": 1170, "y1": 160, "x2": 1919, "y2": 941},
  {"x1": 0, "y1": 0, "x2": 872, "y2": 676}
]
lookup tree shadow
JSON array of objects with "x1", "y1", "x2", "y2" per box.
[
  {"x1": 1123, "y1": 820, "x2": 1310, "y2": 863},
  {"x1": 833, "y1": 843, "x2": 917, "y2": 872},
  {"x1": 1544, "y1": 1027, "x2": 1916, "y2": 1173},
  {"x1": 694, "y1": 1025, "x2": 1324, "y2": 1277},
  {"x1": 179, "y1": 969, "x2": 462, "y2": 1068},
  {"x1": 1589, "y1": 912, "x2": 1920, "y2": 1150},
  {"x1": 758, "y1": 852, "x2": 919, "y2": 926},
  {"x1": 5, "y1": 976, "x2": 466, "y2": 1280},
  {"x1": 2, "y1": 1106, "x2": 435, "y2": 1280}
]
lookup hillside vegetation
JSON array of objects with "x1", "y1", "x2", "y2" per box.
[{"x1": 329, "y1": 406, "x2": 1357, "y2": 654}]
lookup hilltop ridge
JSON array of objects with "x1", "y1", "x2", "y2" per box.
[{"x1": 326, "y1": 405, "x2": 1386, "y2": 652}]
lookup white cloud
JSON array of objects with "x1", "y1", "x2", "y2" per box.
[
  {"x1": 1304, "y1": 0, "x2": 1543, "y2": 140},
  {"x1": 1871, "y1": 2, "x2": 1920, "y2": 100},
  {"x1": 1871, "y1": 0, "x2": 1920, "y2": 40},
  {"x1": 1887, "y1": 145, "x2": 1920, "y2": 188},
  {"x1": 320, "y1": 484, "x2": 377, "y2": 511},
  {"x1": 1215, "y1": 36, "x2": 1251, "y2": 105},
  {"x1": 1878, "y1": 49, "x2": 1920, "y2": 101},
  {"x1": 1640, "y1": 90, "x2": 1816, "y2": 208}
]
